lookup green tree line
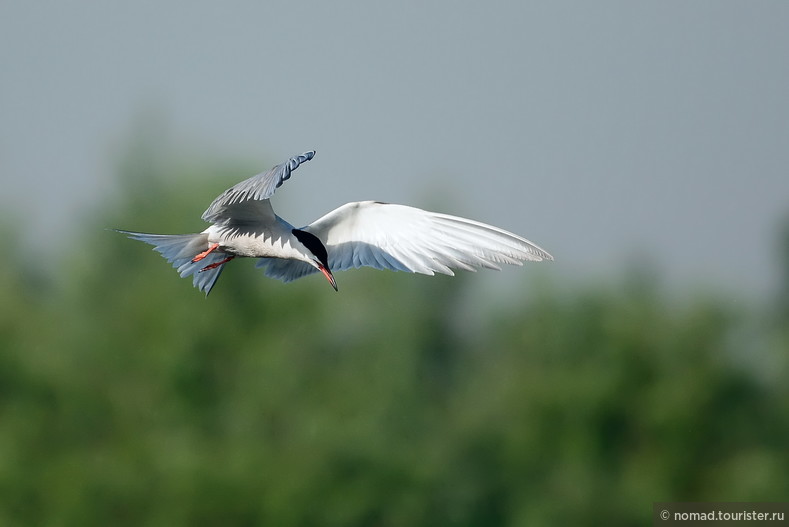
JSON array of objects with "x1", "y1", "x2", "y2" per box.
[{"x1": 0, "y1": 147, "x2": 787, "y2": 526}]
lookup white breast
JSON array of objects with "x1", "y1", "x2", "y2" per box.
[{"x1": 203, "y1": 220, "x2": 309, "y2": 261}]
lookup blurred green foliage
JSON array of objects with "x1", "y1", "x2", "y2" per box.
[{"x1": 0, "y1": 146, "x2": 787, "y2": 527}]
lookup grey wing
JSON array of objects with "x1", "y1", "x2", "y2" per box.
[
  {"x1": 201, "y1": 151, "x2": 315, "y2": 223},
  {"x1": 255, "y1": 258, "x2": 318, "y2": 283}
]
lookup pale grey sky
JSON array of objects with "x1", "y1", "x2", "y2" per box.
[{"x1": 2, "y1": 1, "x2": 788, "y2": 297}]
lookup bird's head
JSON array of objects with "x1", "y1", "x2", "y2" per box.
[{"x1": 292, "y1": 229, "x2": 337, "y2": 291}]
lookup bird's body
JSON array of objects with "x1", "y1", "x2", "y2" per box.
[
  {"x1": 117, "y1": 151, "x2": 552, "y2": 295},
  {"x1": 204, "y1": 216, "x2": 303, "y2": 260}
]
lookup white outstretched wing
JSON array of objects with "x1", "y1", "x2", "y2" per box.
[
  {"x1": 202, "y1": 151, "x2": 315, "y2": 223},
  {"x1": 303, "y1": 201, "x2": 553, "y2": 276}
]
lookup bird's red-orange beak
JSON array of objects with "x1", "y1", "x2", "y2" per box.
[{"x1": 318, "y1": 264, "x2": 338, "y2": 291}]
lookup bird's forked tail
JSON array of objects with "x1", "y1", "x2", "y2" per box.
[{"x1": 114, "y1": 230, "x2": 229, "y2": 295}]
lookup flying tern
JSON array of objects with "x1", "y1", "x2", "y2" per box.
[{"x1": 116, "y1": 151, "x2": 553, "y2": 295}]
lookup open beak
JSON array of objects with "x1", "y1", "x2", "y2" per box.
[{"x1": 318, "y1": 264, "x2": 338, "y2": 291}]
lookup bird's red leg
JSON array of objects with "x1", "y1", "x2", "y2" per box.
[
  {"x1": 199, "y1": 255, "x2": 235, "y2": 272},
  {"x1": 192, "y1": 243, "x2": 220, "y2": 263}
]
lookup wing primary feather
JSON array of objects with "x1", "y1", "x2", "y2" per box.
[
  {"x1": 201, "y1": 151, "x2": 315, "y2": 223},
  {"x1": 433, "y1": 214, "x2": 553, "y2": 261}
]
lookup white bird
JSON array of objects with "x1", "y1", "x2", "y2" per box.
[{"x1": 116, "y1": 151, "x2": 553, "y2": 295}]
